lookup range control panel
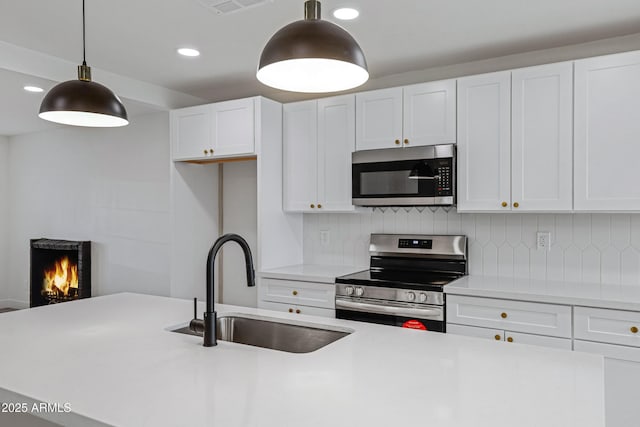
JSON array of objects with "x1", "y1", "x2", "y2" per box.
[{"x1": 398, "y1": 239, "x2": 433, "y2": 249}]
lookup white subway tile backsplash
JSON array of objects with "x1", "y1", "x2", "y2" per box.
[
  {"x1": 505, "y1": 215, "x2": 522, "y2": 247},
  {"x1": 621, "y1": 247, "x2": 640, "y2": 286},
  {"x1": 475, "y1": 215, "x2": 491, "y2": 245},
  {"x1": 514, "y1": 245, "x2": 530, "y2": 278},
  {"x1": 521, "y1": 215, "x2": 538, "y2": 248},
  {"x1": 582, "y1": 246, "x2": 601, "y2": 283},
  {"x1": 602, "y1": 247, "x2": 621, "y2": 285},
  {"x1": 591, "y1": 215, "x2": 611, "y2": 250},
  {"x1": 554, "y1": 215, "x2": 572, "y2": 250},
  {"x1": 498, "y1": 245, "x2": 514, "y2": 278},
  {"x1": 303, "y1": 209, "x2": 640, "y2": 285},
  {"x1": 490, "y1": 214, "x2": 506, "y2": 246},
  {"x1": 573, "y1": 214, "x2": 592, "y2": 250},
  {"x1": 611, "y1": 214, "x2": 631, "y2": 250},
  {"x1": 547, "y1": 247, "x2": 564, "y2": 281},
  {"x1": 530, "y1": 247, "x2": 547, "y2": 280}
]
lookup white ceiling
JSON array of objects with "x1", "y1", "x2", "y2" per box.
[{"x1": 1, "y1": 0, "x2": 640, "y2": 135}]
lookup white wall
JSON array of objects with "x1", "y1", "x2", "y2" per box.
[
  {"x1": 0, "y1": 135, "x2": 9, "y2": 304},
  {"x1": 304, "y1": 210, "x2": 640, "y2": 286},
  {"x1": 7, "y1": 112, "x2": 171, "y2": 306},
  {"x1": 221, "y1": 161, "x2": 258, "y2": 307}
]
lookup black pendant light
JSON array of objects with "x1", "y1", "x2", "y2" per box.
[
  {"x1": 39, "y1": 0, "x2": 128, "y2": 127},
  {"x1": 257, "y1": 0, "x2": 368, "y2": 93}
]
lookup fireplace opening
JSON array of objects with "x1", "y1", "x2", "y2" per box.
[{"x1": 30, "y1": 239, "x2": 91, "y2": 307}]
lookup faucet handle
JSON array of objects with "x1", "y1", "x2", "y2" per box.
[{"x1": 189, "y1": 297, "x2": 205, "y2": 335}]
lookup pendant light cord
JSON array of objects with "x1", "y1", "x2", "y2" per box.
[{"x1": 82, "y1": 0, "x2": 86, "y2": 66}]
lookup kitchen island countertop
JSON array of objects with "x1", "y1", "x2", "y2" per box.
[{"x1": 0, "y1": 293, "x2": 604, "y2": 427}]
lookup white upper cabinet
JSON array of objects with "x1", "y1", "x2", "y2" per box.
[
  {"x1": 170, "y1": 104, "x2": 212, "y2": 160},
  {"x1": 512, "y1": 62, "x2": 573, "y2": 211},
  {"x1": 574, "y1": 51, "x2": 640, "y2": 210},
  {"x1": 402, "y1": 80, "x2": 457, "y2": 147},
  {"x1": 356, "y1": 87, "x2": 403, "y2": 150},
  {"x1": 457, "y1": 71, "x2": 512, "y2": 211},
  {"x1": 211, "y1": 98, "x2": 255, "y2": 158},
  {"x1": 457, "y1": 63, "x2": 573, "y2": 212},
  {"x1": 317, "y1": 95, "x2": 356, "y2": 211},
  {"x1": 283, "y1": 95, "x2": 355, "y2": 212},
  {"x1": 171, "y1": 97, "x2": 256, "y2": 161},
  {"x1": 355, "y1": 80, "x2": 456, "y2": 151},
  {"x1": 283, "y1": 100, "x2": 318, "y2": 212}
]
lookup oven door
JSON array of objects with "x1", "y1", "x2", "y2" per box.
[
  {"x1": 351, "y1": 145, "x2": 455, "y2": 207},
  {"x1": 335, "y1": 298, "x2": 445, "y2": 333}
]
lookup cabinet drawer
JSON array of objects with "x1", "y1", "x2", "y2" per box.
[
  {"x1": 259, "y1": 279, "x2": 335, "y2": 309},
  {"x1": 574, "y1": 339, "x2": 640, "y2": 363},
  {"x1": 447, "y1": 324, "x2": 503, "y2": 341},
  {"x1": 574, "y1": 306, "x2": 640, "y2": 348},
  {"x1": 446, "y1": 295, "x2": 571, "y2": 338},
  {"x1": 447, "y1": 324, "x2": 572, "y2": 350},
  {"x1": 505, "y1": 331, "x2": 572, "y2": 350},
  {"x1": 258, "y1": 300, "x2": 335, "y2": 318}
]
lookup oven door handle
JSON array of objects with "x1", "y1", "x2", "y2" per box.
[{"x1": 335, "y1": 298, "x2": 444, "y2": 321}]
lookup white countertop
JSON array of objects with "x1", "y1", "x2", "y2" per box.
[
  {"x1": 259, "y1": 264, "x2": 367, "y2": 283},
  {"x1": 0, "y1": 293, "x2": 604, "y2": 427},
  {"x1": 446, "y1": 275, "x2": 640, "y2": 311}
]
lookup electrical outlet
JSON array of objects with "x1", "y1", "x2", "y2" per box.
[
  {"x1": 536, "y1": 231, "x2": 551, "y2": 251},
  {"x1": 320, "y1": 230, "x2": 330, "y2": 246}
]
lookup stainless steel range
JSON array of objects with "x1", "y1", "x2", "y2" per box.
[{"x1": 335, "y1": 234, "x2": 467, "y2": 332}]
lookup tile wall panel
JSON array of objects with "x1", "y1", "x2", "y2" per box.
[{"x1": 303, "y1": 209, "x2": 640, "y2": 285}]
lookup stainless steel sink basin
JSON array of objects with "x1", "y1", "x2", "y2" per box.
[{"x1": 171, "y1": 314, "x2": 352, "y2": 353}]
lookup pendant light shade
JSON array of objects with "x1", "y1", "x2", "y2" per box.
[
  {"x1": 39, "y1": 0, "x2": 128, "y2": 127},
  {"x1": 257, "y1": 0, "x2": 368, "y2": 93}
]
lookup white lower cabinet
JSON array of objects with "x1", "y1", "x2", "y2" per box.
[
  {"x1": 448, "y1": 294, "x2": 640, "y2": 427},
  {"x1": 447, "y1": 295, "x2": 572, "y2": 338},
  {"x1": 447, "y1": 323, "x2": 571, "y2": 350},
  {"x1": 573, "y1": 310, "x2": 640, "y2": 427},
  {"x1": 258, "y1": 278, "x2": 335, "y2": 318}
]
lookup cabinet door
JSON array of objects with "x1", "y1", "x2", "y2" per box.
[
  {"x1": 283, "y1": 101, "x2": 318, "y2": 211},
  {"x1": 170, "y1": 104, "x2": 212, "y2": 160},
  {"x1": 403, "y1": 80, "x2": 456, "y2": 147},
  {"x1": 575, "y1": 51, "x2": 640, "y2": 210},
  {"x1": 447, "y1": 323, "x2": 504, "y2": 341},
  {"x1": 511, "y1": 62, "x2": 573, "y2": 211},
  {"x1": 355, "y1": 87, "x2": 403, "y2": 150},
  {"x1": 457, "y1": 71, "x2": 512, "y2": 211},
  {"x1": 317, "y1": 95, "x2": 355, "y2": 212},
  {"x1": 212, "y1": 98, "x2": 255, "y2": 157}
]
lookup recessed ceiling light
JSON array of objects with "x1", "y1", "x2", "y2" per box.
[
  {"x1": 333, "y1": 7, "x2": 359, "y2": 20},
  {"x1": 24, "y1": 85, "x2": 44, "y2": 93},
  {"x1": 177, "y1": 48, "x2": 200, "y2": 57}
]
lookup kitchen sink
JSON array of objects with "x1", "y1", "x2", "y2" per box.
[{"x1": 170, "y1": 314, "x2": 352, "y2": 353}]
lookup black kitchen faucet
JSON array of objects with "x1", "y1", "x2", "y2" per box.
[{"x1": 190, "y1": 233, "x2": 255, "y2": 347}]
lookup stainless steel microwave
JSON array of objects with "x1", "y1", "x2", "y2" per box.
[{"x1": 351, "y1": 144, "x2": 455, "y2": 207}]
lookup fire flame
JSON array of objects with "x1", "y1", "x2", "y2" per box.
[{"x1": 43, "y1": 257, "x2": 78, "y2": 296}]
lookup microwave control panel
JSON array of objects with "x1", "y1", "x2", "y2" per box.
[{"x1": 434, "y1": 158, "x2": 453, "y2": 196}]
